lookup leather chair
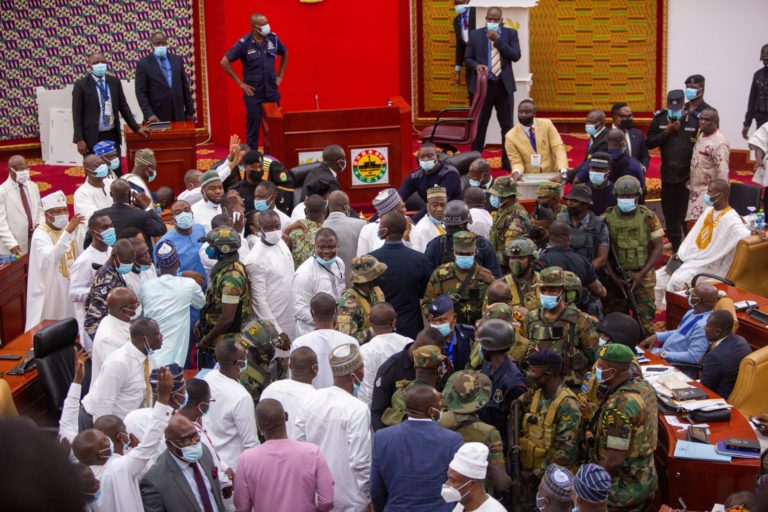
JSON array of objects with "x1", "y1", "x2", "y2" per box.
[
  {"x1": 420, "y1": 72, "x2": 488, "y2": 150},
  {"x1": 289, "y1": 162, "x2": 323, "y2": 206},
  {"x1": 728, "y1": 182, "x2": 762, "y2": 216},
  {"x1": 404, "y1": 192, "x2": 425, "y2": 213},
  {"x1": 33, "y1": 318, "x2": 78, "y2": 418},
  {"x1": 445, "y1": 151, "x2": 483, "y2": 176},
  {"x1": 726, "y1": 235, "x2": 768, "y2": 298},
  {"x1": 727, "y1": 345, "x2": 768, "y2": 417}
]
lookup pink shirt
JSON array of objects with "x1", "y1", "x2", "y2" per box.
[{"x1": 234, "y1": 438, "x2": 334, "y2": 512}]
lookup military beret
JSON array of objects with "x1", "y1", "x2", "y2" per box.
[
  {"x1": 598, "y1": 343, "x2": 635, "y2": 363},
  {"x1": 527, "y1": 348, "x2": 562, "y2": 368},
  {"x1": 428, "y1": 293, "x2": 455, "y2": 317},
  {"x1": 452, "y1": 230, "x2": 476, "y2": 252},
  {"x1": 412, "y1": 345, "x2": 446, "y2": 369}
]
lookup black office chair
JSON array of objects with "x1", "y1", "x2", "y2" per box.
[
  {"x1": 33, "y1": 318, "x2": 78, "y2": 418},
  {"x1": 290, "y1": 162, "x2": 324, "y2": 206},
  {"x1": 445, "y1": 151, "x2": 483, "y2": 176},
  {"x1": 729, "y1": 182, "x2": 762, "y2": 216},
  {"x1": 404, "y1": 192, "x2": 425, "y2": 213}
]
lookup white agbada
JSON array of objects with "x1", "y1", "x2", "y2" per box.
[
  {"x1": 123, "y1": 266, "x2": 158, "y2": 296},
  {"x1": 295, "y1": 386, "x2": 371, "y2": 512},
  {"x1": 25, "y1": 225, "x2": 78, "y2": 330},
  {"x1": 91, "y1": 314, "x2": 131, "y2": 383},
  {"x1": 409, "y1": 216, "x2": 445, "y2": 252},
  {"x1": 469, "y1": 208, "x2": 493, "y2": 239},
  {"x1": 191, "y1": 199, "x2": 222, "y2": 233},
  {"x1": 357, "y1": 221, "x2": 384, "y2": 256},
  {"x1": 73, "y1": 179, "x2": 113, "y2": 249},
  {"x1": 292, "y1": 256, "x2": 346, "y2": 336},
  {"x1": 69, "y1": 245, "x2": 111, "y2": 352},
  {"x1": 243, "y1": 237, "x2": 296, "y2": 342},
  {"x1": 260, "y1": 379, "x2": 317, "y2": 439},
  {"x1": 655, "y1": 206, "x2": 750, "y2": 307},
  {"x1": 290, "y1": 329, "x2": 359, "y2": 389},
  {"x1": 358, "y1": 332, "x2": 412, "y2": 405}
]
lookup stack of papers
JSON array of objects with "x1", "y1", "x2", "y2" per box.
[
  {"x1": 715, "y1": 441, "x2": 761, "y2": 459},
  {"x1": 673, "y1": 440, "x2": 731, "y2": 462}
]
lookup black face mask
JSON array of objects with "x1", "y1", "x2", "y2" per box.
[
  {"x1": 529, "y1": 226, "x2": 544, "y2": 240},
  {"x1": 247, "y1": 169, "x2": 262, "y2": 182},
  {"x1": 518, "y1": 116, "x2": 534, "y2": 127},
  {"x1": 619, "y1": 119, "x2": 633, "y2": 130},
  {"x1": 566, "y1": 205, "x2": 582, "y2": 217}
]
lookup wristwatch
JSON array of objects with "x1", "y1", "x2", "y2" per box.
[
  {"x1": 660, "y1": 351, "x2": 669, "y2": 359},
  {"x1": 560, "y1": 168, "x2": 569, "y2": 180}
]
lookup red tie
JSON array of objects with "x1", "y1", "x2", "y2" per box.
[
  {"x1": 191, "y1": 462, "x2": 215, "y2": 512},
  {"x1": 18, "y1": 184, "x2": 33, "y2": 235}
]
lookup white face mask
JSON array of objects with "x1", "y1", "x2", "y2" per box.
[
  {"x1": 14, "y1": 169, "x2": 30, "y2": 184},
  {"x1": 128, "y1": 305, "x2": 142, "y2": 320},
  {"x1": 262, "y1": 230, "x2": 282, "y2": 245},
  {"x1": 441, "y1": 480, "x2": 471, "y2": 503},
  {"x1": 52, "y1": 214, "x2": 68, "y2": 230}
]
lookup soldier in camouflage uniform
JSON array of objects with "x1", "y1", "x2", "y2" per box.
[
  {"x1": 601, "y1": 176, "x2": 664, "y2": 335},
  {"x1": 523, "y1": 266, "x2": 600, "y2": 390},
  {"x1": 536, "y1": 180, "x2": 568, "y2": 216},
  {"x1": 489, "y1": 176, "x2": 531, "y2": 254},
  {"x1": 469, "y1": 303, "x2": 528, "y2": 369},
  {"x1": 423, "y1": 231, "x2": 495, "y2": 326},
  {"x1": 439, "y1": 370, "x2": 513, "y2": 494},
  {"x1": 490, "y1": 237, "x2": 541, "y2": 312},
  {"x1": 587, "y1": 344, "x2": 658, "y2": 512},
  {"x1": 518, "y1": 349, "x2": 582, "y2": 507},
  {"x1": 563, "y1": 270, "x2": 583, "y2": 307},
  {"x1": 239, "y1": 319, "x2": 279, "y2": 406},
  {"x1": 197, "y1": 226, "x2": 251, "y2": 368},
  {"x1": 381, "y1": 344, "x2": 446, "y2": 426},
  {"x1": 337, "y1": 255, "x2": 387, "y2": 343}
]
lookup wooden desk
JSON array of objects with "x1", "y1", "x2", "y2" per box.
[
  {"x1": 644, "y1": 350, "x2": 760, "y2": 509},
  {"x1": 0, "y1": 321, "x2": 54, "y2": 425},
  {"x1": 0, "y1": 254, "x2": 28, "y2": 344},
  {"x1": 666, "y1": 283, "x2": 768, "y2": 351}
]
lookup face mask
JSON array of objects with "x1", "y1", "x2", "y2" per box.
[
  {"x1": 315, "y1": 255, "x2": 337, "y2": 267},
  {"x1": 93, "y1": 163, "x2": 110, "y2": 178},
  {"x1": 253, "y1": 199, "x2": 269, "y2": 212},
  {"x1": 486, "y1": 22, "x2": 500, "y2": 31},
  {"x1": 432, "y1": 322, "x2": 452, "y2": 337},
  {"x1": 178, "y1": 441, "x2": 203, "y2": 462},
  {"x1": 205, "y1": 246, "x2": 219, "y2": 260},
  {"x1": 198, "y1": 402, "x2": 210, "y2": 417},
  {"x1": 688, "y1": 295, "x2": 700, "y2": 308},
  {"x1": 377, "y1": 229, "x2": 387, "y2": 241},
  {"x1": 668, "y1": 109, "x2": 683, "y2": 121},
  {"x1": 117, "y1": 432, "x2": 131, "y2": 453},
  {"x1": 125, "y1": 304, "x2": 142, "y2": 320},
  {"x1": 528, "y1": 226, "x2": 544, "y2": 240},
  {"x1": 585, "y1": 123, "x2": 598, "y2": 136},
  {"x1": 173, "y1": 391, "x2": 189, "y2": 408},
  {"x1": 143, "y1": 335, "x2": 155, "y2": 356},
  {"x1": 617, "y1": 198, "x2": 637, "y2": 213},
  {"x1": 455, "y1": 5, "x2": 468, "y2": 14},
  {"x1": 52, "y1": 214, "x2": 68, "y2": 230},
  {"x1": 619, "y1": 118, "x2": 633, "y2": 130},
  {"x1": 138, "y1": 263, "x2": 151, "y2": 272},
  {"x1": 540, "y1": 293, "x2": 560, "y2": 310},
  {"x1": 419, "y1": 159, "x2": 437, "y2": 172},
  {"x1": 108, "y1": 157, "x2": 120, "y2": 171},
  {"x1": 468, "y1": 179, "x2": 482, "y2": 187},
  {"x1": 100, "y1": 438, "x2": 115, "y2": 459},
  {"x1": 262, "y1": 230, "x2": 282, "y2": 245},
  {"x1": 703, "y1": 193, "x2": 719, "y2": 207},
  {"x1": 455, "y1": 254, "x2": 474, "y2": 270},
  {"x1": 518, "y1": 116, "x2": 534, "y2": 127},
  {"x1": 92, "y1": 63, "x2": 107, "y2": 77},
  {"x1": 684, "y1": 87, "x2": 699, "y2": 101},
  {"x1": 430, "y1": 407, "x2": 443, "y2": 423},
  {"x1": 13, "y1": 169, "x2": 29, "y2": 184},
  {"x1": 351, "y1": 374, "x2": 361, "y2": 396},
  {"x1": 428, "y1": 214, "x2": 442, "y2": 226},
  {"x1": 526, "y1": 374, "x2": 543, "y2": 390},
  {"x1": 595, "y1": 366, "x2": 613, "y2": 384},
  {"x1": 598, "y1": 337, "x2": 608, "y2": 347},
  {"x1": 116, "y1": 257, "x2": 134, "y2": 274},
  {"x1": 338, "y1": 159, "x2": 347, "y2": 172},
  {"x1": 441, "y1": 480, "x2": 471, "y2": 503},
  {"x1": 536, "y1": 494, "x2": 548, "y2": 511},
  {"x1": 147, "y1": 168, "x2": 157, "y2": 183},
  {"x1": 509, "y1": 260, "x2": 527, "y2": 277},
  {"x1": 259, "y1": 24, "x2": 271, "y2": 36},
  {"x1": 489, "y1": 194, "x2": 501, "y2": 209},
  {"x1": 566, "y1": 205, "x2": 582, "y2": 218},
  {"x1": 174, "y1": 212, "x2": 194, "y2": 229},
  {"x1": 589, "y1": 171, "x2": 606, "y2": 186},
  {"x1": 572, "y1": 506, "x2": 581, "y2": 512},
  {"x1": 88, "y1": 489, "x2": 102, "y2": 503},
  {"x1": 98, "y1": 227, "x2": 117, "y2": 246},
  {"x1": 153, "y1": 46, "x2": 167, "y2": 58}
]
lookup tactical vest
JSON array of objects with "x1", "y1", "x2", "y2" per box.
[
  {"x1": 346, "y1": 286, "x2": 385, "y2": 321},
  {"x1": 526, "y1": 306, "x2": 587, "y2": 385},
  {"x1": 520, "y1": 386, "x2": 578, "y2": 470},
  {"x1": 201, "y1": 258, "x2": 250, "y2": 340},
  {"x1": 239, "y1": 364, "x2": 271, "y2": 404},
  {"x1": 604, "y1": 206, "x2": 651, "y2": 271},
  {"x1": 437, "y1": 264, "x2": 488, "y2": 325},
  {"x1": 557, "y1": 212, "x2": 603, "y2": 262},
  {"x1": 501, "y1": 271, "x2": 540, "y2": 311}
]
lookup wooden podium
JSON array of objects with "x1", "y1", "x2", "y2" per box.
[
  {"x1": 124, "y1": 121, "x2": 197, "y2": 196},
  {"x1": 0, "y1": 254, "x2": 28, "y2": 344},
  {"x1": 262, "y1": 97, "x2": 412, "y2": 206}
]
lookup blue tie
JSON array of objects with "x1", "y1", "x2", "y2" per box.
[
  {"x1": 160, "y1": 57, "x2": 172, "y2": 87},
  {"x1": 96, "y1": 78, "x2": 110, "y2": 126}
]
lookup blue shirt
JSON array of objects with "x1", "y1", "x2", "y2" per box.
[
  {"x1": 92, "y1": 75, "x2": 114, "y2": 132},
  {"x1": 655, "y1": 309, "x2": 712, "y2": 364},
  {"x1": 225, "y1": 32, "x2": 287, "y2": 101},
  {"x1": 153, "y1": 54, "x2": 172, "y2": 87},
  {"x1": 156, "y1": 224, "x2": 207, "y2": 287},
  {"x1": 486, "y1": 30, "x2": 501, "y2": 80}
]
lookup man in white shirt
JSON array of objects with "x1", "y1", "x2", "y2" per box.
[
  {"x1": 140, "y1": 240, "x2": 206, "y2": 367},
  {"x1": 410, "y1": 185, "x2": 447, "y2": 252},
  {"x1": 25, "y1": 190, "x2": 83, "y2": 330},
  {"x1": 74, "y1": 154, "x2": 114, "y2": 224},
  {"x1": 191, "y1": 170, "x2": 225, "y2": 232},
  {"x1": 293, "y1": 228, "x2": 346, "y2": 335},
  {"x1": 180, "y1": 135, "x2": 243, "y2": 206},
  {"x1": 91, "y1": 287, "x2": 139, "y2": 382},
  {"x1": 464, "y1": 186, "x2": 493, "y2": 240},
  {"x1": 254, "y1": 180, "x2": 291, "y2": 229},
  {"x1": 0, "y1": 154, "x2": 42, "y2": 255},
  {"x1": 444, "y1": 443, "x2": 507, "y2": 511},
  {"x1": 324, "y1": 190, "x2": 366, "y2": 283},
  {"x1": 123, "y1": 236, "x2": 159, "y2": 295},
  {"x1": 82, "y1": 317, "x2": 163, "y2": 425},
  {"x1": 358, "y1": 303, "x2": 411, "y2": 405},
  {"x1": 72, "y1": 367, "x2": 174, "y2": 512},
  {"x1": 121, "y1": 148, "x2": 157, "y2": 206},
  {"x1": 244, "y1": 210, "x2": 296, "y2": 347},
  {"x1": 291, "y1": 292, "x2": 359, "y2": 389},
  {"x1": 357, "y1": 187, "x2": 411, "y2": 256},
  {"x1": 261, "y1": 346, "x2": 318, "y2": 439},
  {"x1": 203, "y1": 335, "x2": 259, "y2": 471},
  {"x1": 295, "y1": 343, "x2": 371, "y2": 512}
]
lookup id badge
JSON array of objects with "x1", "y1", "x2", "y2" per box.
[
  {"x1": 104, "y1": 100, "x2": 112, "y2": 113},
  {"x1": 531, "y1": 153, "x2": 541, "y2": 169}
]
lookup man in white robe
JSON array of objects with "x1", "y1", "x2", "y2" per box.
[
  {"x1": 74, "y1": 154, "x2": 114, "y2": 248},
  {"x1": 358, "y1": 303, "x2": 411, "y2": 405},
  {"x1": 25, "y1": 190, "x2": 83, "y2": 330},
  {"x1": 655, "y1": 180, "x2": 751, "y2": 307},
  {"x1": 409, "y1": 186, "x2": 447, "y2": 252},
  {"x1": 260, "y1": 347, "x2": 318, "y2": 439},
  {"x1": 465, "y1": 186, "x2": 493, "y2": 239},
  {"x1": 91, "y1": 287, "x2": 138, "y2": 382}
]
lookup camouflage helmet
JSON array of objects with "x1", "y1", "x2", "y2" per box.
[
  {"x1": 442, "y1": 370, "x2": 492, "y2": 414},
  {"x1": 205, "y1": 226, "x2": 241, "y2": 253},
  {"x1": 489, "y1": 175, "x2": 518, "y2": 198},
  {"x1": 413, "y1": 345, "x2": 446, "y2": 369},
  {"x1": 483, "y1": 302, "x2": 514, "y2": 322},
  {"x1": 505, "y1": 237, "x2": 537, "y2": 258},
  {"x1": 536, "y1": 181, "x2": 561, "y2": 199},
  {"x1": 350, "y1": 255, "x2": 387, "y2": 284},
  {"x1": 241, "y1": 319, "x2": 277, "y2": 364},
  {"x1": 536, "y1": 266, "x2": 565, "y2": 288},
  {"x1": 476, "y1": 318, "x2": 515, "y2": 351},
  {"x1": 563, "y1": 270, "x2": 582, "y2": 305},
  {"x1": 443, "y1": 200, "x2": 470, "y2": 226},
  {"x1": 614, "y1": 175, "x2": 641, "y2": 196}
]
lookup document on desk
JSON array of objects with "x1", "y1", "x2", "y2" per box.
[{"x1": 673, "y1": 440, "x2": 731, "y2": 462}]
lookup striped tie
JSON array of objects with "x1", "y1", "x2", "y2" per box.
[
  {"x1": 491, "y1": 46, "x2": 502, "y2": 77},
  {"x1": 97, "y1": 78, "x2": 110, "y2": 126}
]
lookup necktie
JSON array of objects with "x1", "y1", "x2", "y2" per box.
[
  {"x1": 191, "y1": 463, "x2": 215, "y2": 512},
  {"x1": 159, "y1": 57, "x2": 172, "y2": 87},
  {"x1": 143, "y1": 358, "x2": 152, "y2": 408},
  {"x1": 491, "y1": 45, "x2": 502, "y2": 77},
  {"x1": 527, "y1": 127, "x2": 537, "y2": 153},
  {"x1": 462, "y1": 12, "x2": 468, "y2": 30},
  {"x1": 18, "y1": 184, "x2": 33, "y2": 235},
  {"x1": 96, "y1": 78, "x2": 110, "y2": 127}
]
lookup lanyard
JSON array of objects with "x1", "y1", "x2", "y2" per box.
[{"x1": 527, "y1": 127, "x2": 537, "y2": 152}]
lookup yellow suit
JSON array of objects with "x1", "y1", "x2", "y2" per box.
[{"x1": 504, "y1": 118, "x2": 568, "y2": 175}]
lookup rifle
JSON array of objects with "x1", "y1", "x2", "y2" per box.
[
  {"x1": 608, "y1": 245, "x2": 647, "y2": 338},
  {"x1": 506, "y1": 399, "x2": 522, "y2": 512}
]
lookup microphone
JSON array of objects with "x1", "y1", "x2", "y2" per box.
[{"x1": 315, "y1": 94, "x2": 320, "y2": 110}]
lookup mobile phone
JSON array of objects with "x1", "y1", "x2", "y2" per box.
[{"x1": 0, "y1": 354, "x2": 22, "y2": 360}]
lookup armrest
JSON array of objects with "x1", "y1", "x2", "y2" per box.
[
  {"x1": 434, "y1": 107, "x2": 471, "y2": 124},
  {"x1": 428, "y1": 108, "x2": 474, "y2": 140}
]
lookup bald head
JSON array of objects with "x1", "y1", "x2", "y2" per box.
[
  {"x1": 413, "y1": 326, "x2": 444, "y2": 350},
  {"x1": 310, "y1": 292, "x2": 338, "y2": 321},
  {"x1": 83, "y1": 154, "x2": 102, "y2": 172},
  {"x1": 370, "y1": 302, "x2": 396, "y2": 327},
  {"x1": 112, "y1": 239, "x2": 135, "y2": 264},
  {"x1": 110, "y1": 179, "x2": 131, "y2": 204},
  {"x1": 322, "y1": 144, "x2": 345, "y2": 162},
  {"x1": 404, "y1": 384, "x2": 440, "y2": 418},
  {"x1": 549, "y1": 221, "x2": 571, "y2": 245},
  {"x1": 94, "y1": 415, "x2": 124, "y2": 440},
  {"x1": 463, "y1": 187, "x2": 487, "y2": 208},
  {"x1": 7, "y1": 155, "x2": 24, "y2": 169},
  {"x1": 708, "y1": 179, "x2": 731, "y2": 207},
  {"x1": 165, "y1": 414, "x2": 196, "y2": 441},
  {"x1": 606, "y1": 128, "x2": 626, "y2": 149},
  {"x1": 256, "y1": 398, "x2": 287, "y2": 432},
  {"x1": 693, "y1": 282, "x2": 719, "y2": 309},
  {"x1": 380, "y1": 211, "x2": 407, "y2": 238},
  {"x1": 289, "y1": 346, "x2": 318, "y2": 372},
  {"x1": 487, "y1": 279, "x2": 512, "y2": 305},
  {"x1": 72, "y1": 429, "x2": 110, "y2": 466},
  {"x1": 106, "y1": 287, "x2": 138, "y2": 316},
  {"x1": 327, "y1": 190, "x2": 350, "y2": 213}
]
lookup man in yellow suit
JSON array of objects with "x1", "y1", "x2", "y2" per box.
[{"x1": 505, "y1": 99, "x2": 569, "y2": 181}]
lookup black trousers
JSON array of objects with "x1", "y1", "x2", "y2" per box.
[
  {"x1": 661, "y1": 182, "x2": 689, "y2": 252},
  {"x1": 472, "y1": 80, "x2": 512, "y2": 170},
  {"x1": 243, "y1": 95, "x2": 264, "y2": 151}
]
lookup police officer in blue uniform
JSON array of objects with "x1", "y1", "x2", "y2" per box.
[
  {"x1": 426, "y1": 294, "x2": 476, "y2": 374},
  {"x1": 221, "y1": 13, "x2": 288, "y2": 150}
]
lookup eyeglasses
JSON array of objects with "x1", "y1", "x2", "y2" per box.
[{"x1": 168, "y1": 432, "x2": 200, "y2": 447}]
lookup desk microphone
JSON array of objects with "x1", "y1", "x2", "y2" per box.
[{"x1": 315, "y1": 94, "x2": 320, "y2": 110}]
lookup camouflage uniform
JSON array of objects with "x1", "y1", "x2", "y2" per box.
[
  {"x1": 469, "y1": 303, "x2": 528, "y2": 369},
  {"x1": 336, "y1": 255, "x2": 388, "y2": 344},
  {"x1": 381, "y1": 345, "x2": 445, "y2": 426},
  {"x1": 423, "y1": 231, "x2": 495, "y2": 326},
  {"x1": 487, "y1": 237, "x2": 541, "y2": 314},
  {"x1": 289, "y1": 218, "x2": 322, "y2": 268},
  {"x1": 563, "y1": 270, "x2": 583, "y2": 306},
  {"x1": 536, "y1": 181, "x2": 568, "y2": 217},
  {"x1": 239, "y1": 320, "x2": 279, "y2": 406},
  {"x1": 489, "y1": 176, "x2": 531, "y2": 254}
]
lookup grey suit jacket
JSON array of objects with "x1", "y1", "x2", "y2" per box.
[
  {"x1": 140, "y1": 446, "x2": 225, "y2": 512},
  {"x1": 324, "y1": 211, "x2": 367, "y2": 284}
]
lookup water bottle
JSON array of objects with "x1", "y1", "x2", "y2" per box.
[
  {"x1": 758, "y1": 210, "x2": 765, "y2": 231},
  {"x1": 0, "y1": 255, "x2": 18, "y2": 264},
  {"x1": 747, "y1": 206, "x2": 757, "y2": 230}
]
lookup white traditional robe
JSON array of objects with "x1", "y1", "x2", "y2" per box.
[
  {"x1": 191, "y1": 199, "x2": 222, "y2": 233},
  {"x1": 655, "y1": 206, "x2": 750, "y2": 307},
  {"x1": 358, "y1": 332, "x2": 411, "y2": 405},
  {"x1": 73, "y1": 179, "x2": 113, "y2": 247},
  {"x1": 123, "y1": 266, "x2": 158, "y2": 296},
  {"x1": 69, "y1": 245, "x2": 111, "y2": 352},
  {"x1": 292, "y1": 256, "x2": 346, "y2": 336},
  {"x1": 25, "y1": 225, "x2": 78, "y2": 330},
  {"x1": 357, "y1": 221, "x2": 384, "y2": 256},
  {"x1": 409, "y1": 216, "x2": 445, "y2": 253}
]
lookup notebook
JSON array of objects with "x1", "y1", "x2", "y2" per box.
[{"x1": 673, "y1": 440, "x2": 731, "y2": 462}]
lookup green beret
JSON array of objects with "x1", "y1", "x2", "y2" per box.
[{"x1": 598, "y1": 343, "x2": 635, "y2": 364}]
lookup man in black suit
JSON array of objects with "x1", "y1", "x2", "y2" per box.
[
  {"x1": 465, "y1": 6, "x2": 521, "y2": 171},
  {"x1": 700, "y1": 310, "x2": 752, "y2": 399},
  {"x1": 301, "y1": 144, "x2": 344, "y2": 201},
  {"x1": 568, "y1": 109, "x2": 609, "y2": 182},
  {"x1": 72, "y1": 52, "x2": 149, "y2": 175},
  {"x1": 135, "y1": 31, "x2": 196, "y2": 123},
  {"x1": 140, "y1": 415, "x2": 226, "y2": 512},
  {"x1": 452, "y1": 1, "x2": 476, "y2": 99},
  {"x1": 611, "y1": 102, "x2": 650, "y2": 171}
]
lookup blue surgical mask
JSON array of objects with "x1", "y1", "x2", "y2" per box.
[
  {"x1": 594, "y1": 367, "x2": 603, "y2": 383},
  {"x1": 174, "y1": 212, "x2": 194, "y2": 229},
  {"x1": 432, "y1": 322, "x2": 452, "y2": 337},
  {"x1": 116, "y1": 259, "x2": 133, "y2": 274},
  {"x1": 351, "y1": 374, "x2": 361, "y2": 396},
  {"x1": 88, "y1": 489, "x2": 102, "y2": 503},
  {"x1": 174, "y1": 391, "x2": 189, "y2": 408},
  {"x1": 468, "y1": 179, "x2": 482, "y2": 187},
  {"x1": 109, "y1": 157, "x2": 120, "y2": 171},
  {"x1": 589, "y1": 171, "x2": 606, "y2": 186},
  {"x1": 99, "y1": 227, "x2": 116, "y2": 246},
  {"x1": 428, "y1": 214, "x2": 442, "y2": 226},
  {"x1": 178, "y1": 441, "x2": 203, "y2": 462},
  {"x1": 684, "y1": 87, "x2": 699, "y2": 101},
  {"x1": 703, "y1": 193, "x2": 714, "y2": 207},
  {"x1": 455, "y1": 5, "x2": 468, "y2": 14},
  {"x1": 153, "y1": 46, "x2": 168, "y2": 58},
  {"x1": 253, "y1": 199, "x2": 269, "y2": 212},
  {"x1": 93, "y1": 163, "x2": 110, "y2": 178},
  {"x1": 259, "y1": 24, "x2": 271, "y2": 36},
  {"x1": 486, "y1": 22, "x2": 500, "y2": 31},
  {"x1": 430, "y1": 407, "x2": 443, "y2": 423},
  {"x1": 315, "y1": 255, "x2": 337, "y2": 268},
  {"x1": 205, "y1": 246, "x2": 219, "y2": 260},
  {"x1": 147, "y1": 169, "x2": 157, "y2": 183},
  {"x1": 572, "y1": 506, "x2": 581, "y2": 512},
  {"x1": 617, "y1": 198, "x2": 637, "y2": 213},
  {"x1": 598, "y1": 337, "x2": 608, "y2": 347},
  {"x1": 539, "y1": 293, "x2": 560, "y2": 310},
  {"x1": 92, "y1": 63, "x2": 107, "y2": 77},
  {"x1": 419, "y1": 159, "x2": 437, "y2": 172},
  {"x1": 688, "y1": 294, "x2": 700, "y2": 308},
  {"x1": 585, "y1": 123, "x2": 598, "y2": 136},
  {"x1": 668, "y1": 109, "x2": 683, "y2": 121},
  {"x1": 455, "y1": 254, "x2": 475, "y2": 270},
  {"x1": 489, "y1": 194, "x2": 501, "y2": 209},
  {"x1": 143, "y1": 335, "x2": 155, "y2": 356},
  {"x1": 138, "y1": 264, "x2": 151, "y2": 272}
]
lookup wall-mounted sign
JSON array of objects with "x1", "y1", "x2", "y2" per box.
[{"x1": 351, "y1": 147, "x2": 389, "y2": 187}]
